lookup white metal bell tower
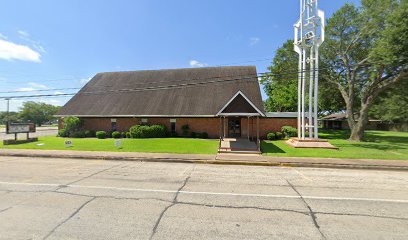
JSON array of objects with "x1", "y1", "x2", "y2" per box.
[{"x1": 294, "y1": 0, "x2": 325, "y2": 139}]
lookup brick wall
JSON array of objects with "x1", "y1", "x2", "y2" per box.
[{"x1": 58, "y1": 117, "x2": 297, "y2": 139}]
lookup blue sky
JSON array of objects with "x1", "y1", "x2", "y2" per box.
[{"x1": 0, "y1": 0, "x2": 358, "y2": 111}]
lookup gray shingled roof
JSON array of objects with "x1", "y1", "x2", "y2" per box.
[{"x1": 56, "y1": 66, "x2": 265, "y2": 117}]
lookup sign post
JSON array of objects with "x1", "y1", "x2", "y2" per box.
[
  {"x1": 114, "y1": 139, "x2": 122, "y2": 148},
  {"x1": 4, "y1": 122, "x2": 37, "y2": 145}
]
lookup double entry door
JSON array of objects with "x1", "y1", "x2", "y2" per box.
[{"x1": 228, "y1": 117, "x2": 241, "y2": 138}]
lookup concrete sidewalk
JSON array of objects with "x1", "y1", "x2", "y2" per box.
[{"x1": 0, "y1": 148, "x2": 407, "y2": 171}]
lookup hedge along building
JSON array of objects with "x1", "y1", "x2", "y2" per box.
[{"x1": 56, "y1": 66, "x2": 296, "y2": 140}]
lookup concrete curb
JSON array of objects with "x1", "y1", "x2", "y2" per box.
[{"x1": 0, "y1": 150, "x2": 407, "y2": 171}]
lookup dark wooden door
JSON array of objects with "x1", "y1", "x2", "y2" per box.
[{"x1": 228, "y1": 118, "x2": 241, "y2": 138}]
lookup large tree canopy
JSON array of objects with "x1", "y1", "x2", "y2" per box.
[
  {"x1": 260, "y1": 40, "x2": 344, "y2": 114},
  {"x1": 262, "y1": 0, "x2": 407, "y2": 141},
  {"x1": 321, "y1": 0, "x2": 408, "y2": 141},
  {"x1": 19, "y1": 101, "x2": 60, "y2": 126}
]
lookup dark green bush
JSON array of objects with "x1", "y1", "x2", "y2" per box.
[
  {"x1": 275, "y1": 132, "x2": 284, "y2": 140},
  {"x1": 267, "y1": 132, "x2": 276, "y2": 140},
  {"x1": 126, "y1": 132, "x2": 131, "y2": 138},
  {"x1": 105, "y1": 131, "x2": 112, "y2": 138},
  {"x1": 70, "y1": 131, "x2": 86, "y2": 138},
  {"x1": 96, "y1": 131, "x2": 107, "y2": 139},
  {"x1": 121, "y1": 132, "x2": 127, "y2": 138},
  {"x1": 129, "y1": 124, "x2": 167, "y2": 138},
  {"x1": 85, "y1": 130, "x2": 96, "y2": 138},
  {"x1": 58, "y1": 129, "x2": 68, "y2": 137},
  {"x1": 281, "y1": 126, "x2": 297, "y2": 138},
  {"x1": 169, "y1": 132, "x2": 178, "y2": 137},
  {"x1": 181, "y1": 124, "x2": 190, "y2": 136},
  {"x1": 112, "y1": 131, "x2": 121, "y2": 139},
  {"x1": 64, "y1": 117, "x2": 81, "y2": 136},
  {"x1": 191, "y1": 132, "x2": 197, "y2": 138},
  {"x1": 201, "y1": 132, "x2": 208, "y2": 139}
]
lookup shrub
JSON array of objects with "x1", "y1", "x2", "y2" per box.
[
  {"x1": 126, "y1": 132, "x2": 131, "y2": 138},
  {"x1": 105, "y1": 131, "x2": 113, "y2": 138},
  {"x1": 70, "y1": 131, "x2": 86, "y2": 138},
  {"x1": 96, "y1": 131, "x2": 107, "y2": 139},
  {"x1": 121, "y1": 132, "x2": 127, "y2": 138},
  {"x1": 275, "y1": 132, "x2": 284, "y2": 140},
  {"x1": 181, "y1": 124, "x2": 190, "y2": 136},
  {"x1": 267, "y1": 132, "x2": 276, "y2": 140},
  {"x1": 64, "y1": 117, "x2": 81, "y2": 136},
  {"x1": 58, "y1": 129, "x2": 68, "y2": 137},
  {"x1": 169, "y1": 132, "x2": 178, "y2": 137},
  {"x1": 112, "y1": 131, "x2": 121, "y2": 139},
  {"x1": 281, "y1": 126, "x2": 297, "y2": 138},
  {"x1": 201, "y1": 132, "x2": 208, "y2": 139},
  {"x1": 85, "y1": 130, "x2": 96, "y2": 138},
  {"x1": 129, "y1": 124, "x2": 167, "y2": 138},
  {"x1": 191, "y1": 132, "x2": 197, "y2": 138}
]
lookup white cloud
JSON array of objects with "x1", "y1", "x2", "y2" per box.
[
  {"x1": 14, "y1": 82, "x2": 48, "y2": 92},
  {"x1": 189, "y1": 60, "x2": 208, "y2": 68},
  {"x1": 28, "y1": 82, "x2": 48, "y2": 89},
  {"x1": 0, "y1": 38, "x2": 41, "y2": 62},
  {"x1": 249, "y1": 37, "x2": 260, "y2": 46},
  {"x1": 80, "y1": 77, "x2": 92, "y2": 85},
  {"x1": 16, "y1": 87, "x2": 36, "y2": 92},
  {"x1": 17, "y1": 30, "x2": 30, "y2": 38},
  {"x1": 40, "y1": 99, "x2": 63, "y2": 106},
  {"x1": 18, "y1": 30, "x2": 46, "y2": 53},
  {"x1": 54, "y1": 91, "x2": 65, "y2": 95}
]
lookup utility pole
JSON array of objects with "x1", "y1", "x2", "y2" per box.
[
  {"x1": 294, "y1": 0, "x2": 325, "y2": 139},
  {"x1": 5, "y1": 98, "x2": 10, "y2": 125}
]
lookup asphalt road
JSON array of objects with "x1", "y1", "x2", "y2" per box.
[
  {"x1": 0, "y1": 157, "x2": 407, "y2": 240},
  {"x1": 0, "y1": 126, "x2": 58, "y2": 140}
]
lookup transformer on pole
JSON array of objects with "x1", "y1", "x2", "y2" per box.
[{"x1": 294, "y1": 0, "x2": 325, "y2": 139}]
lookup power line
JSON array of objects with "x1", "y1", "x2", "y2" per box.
[
  {"x1": 1, "y1": 57, "x2": 406, "y2": 100},
  {"x1": 0, "y1": 67, "x2": 338, "y2": 100},
  {"x1": 0, "y1": 87, "x2": 80, "y2": 94}
]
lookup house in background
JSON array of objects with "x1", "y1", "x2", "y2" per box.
[
  {"x1": 56, "y1": 66, "x2": 296, "y2": 143},
  {"x1": 320, "y1": 113, "x2": 383, "y2": 130}
]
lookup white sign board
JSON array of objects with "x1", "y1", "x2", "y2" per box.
[
  {"x1": 114, "y1": 139, "x2": 122, "y2": 147},
  {"x1": 8, "y1": 125, "x2": 30, "y2": 134},
  {"x1": 64, "y1": 140, "x2": 73, "y2": 148}
]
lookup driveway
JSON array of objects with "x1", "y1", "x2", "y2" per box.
[{"x1": 0, "y1": 157, "x2": 407, "y2": 239}]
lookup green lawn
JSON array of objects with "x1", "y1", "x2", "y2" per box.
[
  {"x1": 262, "y1": 130, "x2": 408, "y2": 160},
  {"x1": 2, "y1": 130, "x2": 407, "y2": 160},
  {"x1": 0, "y1": 136, "x2": 219, "y2": 155}
]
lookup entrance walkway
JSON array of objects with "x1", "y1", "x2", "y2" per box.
[{"x1": 218, "y1": 138, "x2": 261, "y2": 154}]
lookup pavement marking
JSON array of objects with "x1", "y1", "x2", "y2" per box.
[
  {"x1": 292, "y1": 168, "x2": 314, "y2": 182},
  {"x1": 1, "y1": 181, "x2": 408, "y2": 204}
]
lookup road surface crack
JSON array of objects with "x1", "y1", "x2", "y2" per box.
[
  {"x1": 43, "y1": 197, "x2": 95, "y2": 240},
  {"x1": 177, "y1": 201, "x2": 309, "y2": 215},
  {"x1": 314, "y1": 211, "x2": 408, "y2": 221},
  {"x1": 149, "y1": 165, "x2": 195, "y2": 240},
  {"x1": 56, "y1": 163, "x2": 123, "y2": 190},
  {"x1": 287, "y1": 180, "x2": 326, "y2": 240}
]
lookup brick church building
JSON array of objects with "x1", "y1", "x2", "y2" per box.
[{"x1": 56, "y1": 66, "x2": 296, "y2": 139}]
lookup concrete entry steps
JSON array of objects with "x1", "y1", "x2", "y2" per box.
[
  {"x1": 286, "y1": 137, "x2": 338, "y2": 149},
  {"x1": 218, "y1": 138, "x2": 261, "y2": 154}
]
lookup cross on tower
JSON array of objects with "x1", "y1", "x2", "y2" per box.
[{"x1": 294, "y1": 0, "x2": 325, "y2": 139}]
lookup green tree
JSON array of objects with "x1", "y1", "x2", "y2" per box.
[
  {"x1": 0, "y1": 111, "x2": 20, "y2": 125},
  {"x1": 261, "y1": 40, "x2": 298, "y2": 112},
  {"x1": 19, "y1": 101, "x2": 60, "y2": 126},
  {"x1": 260, "y1": 40, "x2": 343, "y2": 113},
  {"x1": 370, "y1": 79, "x2": 408, "y2": 123},
  {"x1": 321, "y1": 0, "x2": 408, "y2": 141}
]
